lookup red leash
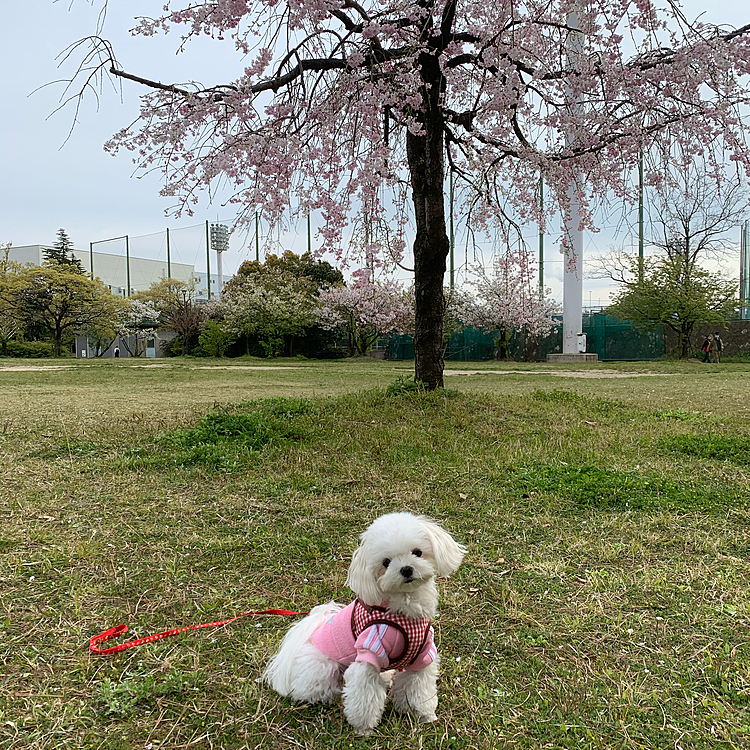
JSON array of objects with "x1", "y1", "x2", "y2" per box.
[{"x1": 90, "y1": 608, "x2": 307, "y2": 655}]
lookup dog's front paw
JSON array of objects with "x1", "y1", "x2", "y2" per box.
[
  {"x1": 342, "y1": 661, "x2": 387, "y2": 735},
  {"x1": 391, "y1": 661, "x2": 439, "y2": 722}
]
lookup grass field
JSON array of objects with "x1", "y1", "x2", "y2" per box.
[{"x1": 1, "y1": 358, "x2": 749, "y2": 749}]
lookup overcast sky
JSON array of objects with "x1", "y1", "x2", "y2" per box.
[{"x1": 1, "y1": 1, "x2": 747, "y2": 305}]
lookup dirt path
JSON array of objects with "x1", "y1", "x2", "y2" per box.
[{"x1": 444, "y1": 369, "x2": 671, "y2": 378}]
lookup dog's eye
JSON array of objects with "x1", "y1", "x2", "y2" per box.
[
  {"x1": 382, "y1": 558, "x2": 391, "y2": 569},
  {"x1": 412, "y1": 548, "x2": 422, "y2": 557}
]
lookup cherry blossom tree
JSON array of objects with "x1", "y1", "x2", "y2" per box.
[
  {"x1": 462, "y1": 253, "x2": 559, "y2": 359},
  {"x1": 318, "y1": 271, "x2": 413, "y2": 355},
  {"x1": 68, "y1": 1, "x2": 750, "y2": 387}
]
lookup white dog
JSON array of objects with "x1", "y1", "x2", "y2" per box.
[{"x1": 263, "y1": 512, "x2": 466, "y2": 734}]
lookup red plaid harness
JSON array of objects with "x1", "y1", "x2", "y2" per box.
[{"x1": 351, "y1": 599, "x2": 432, "y2": 671}]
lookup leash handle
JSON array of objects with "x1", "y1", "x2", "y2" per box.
[{"x1": 90, "y1": 609, "x2": 307, "y2": 655}]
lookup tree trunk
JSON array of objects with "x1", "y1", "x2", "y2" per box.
[
  {"x1": 496, "y1": 328, "x2": 512, "y2": 360},
  {"x1": 407, "y1": 52, "x2": 449, "y2": 391},
  {"x1": 680, "y1": 323, "x2": 693, "y2": 359},
  {"x1": 525, "y1": 331, "x2": 539, "y2": 362}
]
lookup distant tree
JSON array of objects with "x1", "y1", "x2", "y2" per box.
[
  {"x1": 221, "y1": 274, "x2": 318, "y2": 357},
  {"x1": 222, "y1": 251, "x2": 337, "y2": 355},
  {"x1": 6, "y1": 264, "x2": 120, "y2": 356},
  {"x1": 198, "y1": 320, "x2": 234, "y2": 358},
  {"x1": 461, "y1": 253, "x2": 559, "y2": 360},
  {"x1": 0, "y1": 242, "x2": 22, "y2": 355},
  {"x1": 607, "y1": 255, "x2": 737, "y2": 358},
  {"x1": 225, "y1": 251, "x2": 343, "y2": 297},
  {"x1": 116, "y1": 299, "x2": 160, "y2": 357},
  {"x1": 132, "y1": 277, "x2": 194, "y2": 315},
  {"x1": 166, "y1": 295, "x2": 205, "y2": 356},
  {"x1": 132, "y1": 277, "x2": 203, "y2": 354},
  {"x1": 318, "y1": 271, "x2": 413, "y2": 356},
  {"x1": 594, "y1": 151, "x2": 748, "y2": 291},
  {"x1": 645, "y1": 152, "x2": 749, "y2": 273},
  {"x1": 44, "y1": 229, "x2": 86, "y2": 274}
]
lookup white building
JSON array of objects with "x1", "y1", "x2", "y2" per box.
[
  {"x1": 9, "y1": 244, "x2": 225, "y2": 299},
  {"x1": 9, "y1": 244, "x2": 226, "y2": 358},
  {"x1": 9, "y1": 244, "x2": 201, "y2": 296}
]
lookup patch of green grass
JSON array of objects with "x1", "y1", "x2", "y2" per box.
[
  {"x1": 127, "y1": 398, "x2": 313, "y2": 470},
  {"x1": 97, "y1": 670, "x2": 200, "y2": 717},
  {"x1": 385, "y1": 375, "x2": 428, "y2": 396},
  {"x1": 515, "y1": 463, "x2": 745, "y2": 511},
  {"x1": 652, "y1": 407, "x2": 706, "y2": 423},
  {"x1": 530, "y1": 387, "x2": 586, "y2": 405},
  {"x1": 659, "y1": 433, "x2": 750, "y2": 466}
]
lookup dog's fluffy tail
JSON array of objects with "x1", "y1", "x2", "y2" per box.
[{"x1": 263, "y1": 601, "x2": 343, "y2": 697}]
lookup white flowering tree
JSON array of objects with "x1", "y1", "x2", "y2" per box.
[
  {"x1": 221, "y1": 275, "x2": 319, "y2": 357},
  {"x1": 462, "y1": 254, "x2": 559, "y2": 359},
  {"x1": 115, "y1": 299, "x2": 160, "y2": 357},
  {"x1": 318, "y1": 271, "x2": 413, "y2": 355},
  {"x1": 69, "y1": 1, "x2": 750, "y2": 386}
]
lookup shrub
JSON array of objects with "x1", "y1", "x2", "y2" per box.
[
  {"x1": 198, "y1": 321, "x2": 234, "y2": 357},
  {"x1": 4, "y1": 341, "x2": 55, "y2": 358}
]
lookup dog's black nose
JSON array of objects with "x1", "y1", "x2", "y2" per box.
[{"x1": 400, "y1": 566, "x2": 414, "y2": 579}]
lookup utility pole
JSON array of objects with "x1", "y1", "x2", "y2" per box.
[
  {"x1": 307, "y1": 211, "x2": 312, "y2": 255},
  {"x1": 166, "y1": 227, "x2": 171, "y2": 278},
  {"x1": 255, "y1": 211, "x2": 260, "y2": 262},
  {"x1": 538, "y1": 176, "x2": 544, "y2": 291},
  {"x1": 125, "y1": 235, "x2": 130, "y2": 297},
  {"x1": 638, "y1": 150, "x2": 645, "y2": 281},
  {"x1": 449, "y1": 169, "x2": 455, "y2": 290},
  {"x1": 89, "y1": 242, "x2": 94, "y2": 280}
]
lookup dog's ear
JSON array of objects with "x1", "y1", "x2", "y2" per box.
[
  {"x1": 346, "y1": 544, "x2": 382, "y2": 605},
  {"x1": 419, "y1": 518, "x2": 466, "y2": 577}
]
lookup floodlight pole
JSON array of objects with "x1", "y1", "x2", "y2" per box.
[
  {"x1": 561, "y1": 11, "x2": 584, "y2": 355},
  {"x1": 538, "y1": 176, "x2": 544, "y2": 290},
  {"x1": 216, "y1": 246, "x2": 223, "y2": 297},
  {"x1": 205, "y1": 220, "x2": 211, "y2": 299},
  {"x1": 126, "y1": 235, "x2": 130, "y2": 297},
  {"x1": 89, "y1": 242, "x2": 94, "y2": 280}
]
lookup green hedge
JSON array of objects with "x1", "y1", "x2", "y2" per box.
[{"x1": 4, "y1": 341, "x2": 55, "y2": 358}]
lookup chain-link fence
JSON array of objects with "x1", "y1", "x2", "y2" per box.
[
  {"x1": 387, "y1": 314, "x2": 666, "y2": 362},
  {"x1": 88, "y1": 220, "x2": 254, "y2": 299}
]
